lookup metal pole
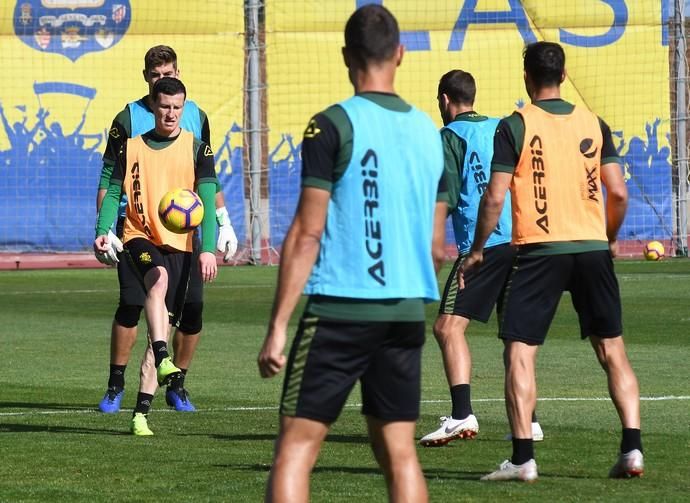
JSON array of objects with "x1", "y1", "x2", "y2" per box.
[
  {"x1": 246, "y1": 0, "x2": 263, "y2": 263},
  {"x1": 674, "y1": 0, "x2": 688, "y2": 256}
]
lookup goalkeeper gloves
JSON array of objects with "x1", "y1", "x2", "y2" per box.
[
  {"x1": 216, "y1": 206, "x2": 238, "y2": 262},
  {"x1": 96, "y1": 230, "x2": 123, "y2": 266}
]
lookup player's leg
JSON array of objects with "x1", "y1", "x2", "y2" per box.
[
  {"x1": 266, "y1": 416, "x2": 329, "y2": 503},
  {"x1": 594, "y1": 336, "x2": 643, "y2": 478},
  {"x1": 481, "y1": 343, "x2": 539, "y2": 482},
  {"x1": 165, "y1": 251, "x2": 198, "y2": 410},
  {"x1": 172, "y1": 326, "x2": 200, "y2": 371},
  {"x1": 570, "y1": 250, "x2": 643, "y2": 478},
  {"x1": 98, "y1": 319, "x2": 137, "y2": 413},
  {"x1": 167, "y1": 322, "x2": 200, "y2": 411},
  {"x1": 266, "y1": 316, "x2": 372, "y2": 501},
  {"x1": 422, "y1": 245, "x2": 514, "y2": 446},
  {"x1": 434, "y1": 314, "x2": 472, "y2": 403},
  {"x1": 173, "y1": 241, "x2": 203, "y2": 373},
  {"x1": 590, "y1": 335, "x2": 641, "y2": 427},
  {"x1": 98, "y1": 253, "x2": 145, "y2": 413},
  {"x1": 132, "y1": 268, "x2": 190, "y2": 434},
  {"x1": 420, "y1": 313, "x2": 477, "y2": 446},
  {"x1": 483, "y1": 254, "x2": 571, "y2": 482},
  {"x1": 503, "y1": 340, "x2": 539, "y2": 444},
  {"x1": 125, "y1": 238, "x2": 180, "y2": 385},
  {"x1": 361, "y1": 320, "x2": 427, "y2": 500},
  {"x1": 131, "y1": 342, "x2": 157, "y2": 436},
  {"x1": 143, "y1": 267, "x2": 169, "y2": 343},
  {"x1": 367, "y1": 418, "x2": 428, "y2": 503},
  {"x1": 166, "y1": 246, "x2": 202, "y2": 411}
]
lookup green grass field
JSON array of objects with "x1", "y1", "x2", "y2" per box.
[{"x1": 1, "y1": 260, "x2": 689, "y2": 501}]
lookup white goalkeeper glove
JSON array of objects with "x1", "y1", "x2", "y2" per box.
[
  {"x1": 216, "y1": 206, "x2": 238, "y2": 262},
  {"x1": 96, "y1": 230, "x2": 123, "y2": 266}
]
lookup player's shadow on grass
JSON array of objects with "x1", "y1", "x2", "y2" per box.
[
  {"x1": 227, "y1": 463, "x2": 382, "y2": 476},
  {"x1": 424, "y1": 467, "x2": 589, "y2": 481},
  {"x1": 0, "y1": 401, "x2": 95, "y2": 411},
  {"x1": 0, "y1": 423, "x2": 124, "y2": 435},
  {"x1": 204, "y1": 433, "x2": 278, "y2": 442},
  {"x1": 204, "y1": 433, "x2": 370, "y2": 443}
]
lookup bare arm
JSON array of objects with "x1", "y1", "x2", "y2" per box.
[
  {"x1": 215, "y1": 189, "x2": 225, "y2": 210},
  {"x1": 472, "y1": 172, "x2": 511, "y2": 253},
  {"x1": 601, "y1": 161, "x2": 628, "y2": 256},
  {"x1": 431, "y1": 201, "x2": 447, "y2": 273},
  {"x1": 257, "y1": 187, "x2": 329, "y2": 377}
]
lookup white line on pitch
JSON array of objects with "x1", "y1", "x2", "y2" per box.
[{"x1": 1, "y1": 396, "x2": 688, "y2": 417}]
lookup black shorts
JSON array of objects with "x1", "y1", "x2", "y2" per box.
[
  {"x1": 118, "y1": 235, "x2": 202, "y2": 307},
  {"x1": 117, "y1": 247, "x2": 146, "y2": 307},
  {"x1": 123, "y1": 238, "x2": 193, "y2": 326},
  {"x1": 279, "y1": 316, "x2": 425, "y2": 423},
  {"x1": 499, "y1": 250, "x2": 623, "y2": 345},
  {"x1": 439, "y1": 243, "x2": 515, "y2": 322},
  {"x1": 185, "y1": 236, "x2": 203, "y2": 304}
]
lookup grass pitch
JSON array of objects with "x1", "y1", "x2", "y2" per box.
[{"x1": 0, "y1": 260, "x2": 689, "y2": 501}]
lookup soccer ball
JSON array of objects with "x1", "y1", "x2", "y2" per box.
[
  {"x1": 158, "y1": 188, "x2": 204, "y2": 234},
  {"x1": 643, "y1": 240, "x2": 665, "y2": 261}
]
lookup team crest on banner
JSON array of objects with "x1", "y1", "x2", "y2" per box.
[{"x1": 13, "y1": 0, "x2": 131, "y2": 62}]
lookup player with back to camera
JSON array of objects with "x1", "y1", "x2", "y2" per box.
[
  {"x1": 94, "y1": 77, "x2": 218, "y2": 435},
  {"x1": 419, "y1": 69, "x2": 544, "y2": 448},
  {"x1": 462, "y1": 41, "x2": 643, "y2": 481},
  {"x1": 95, "y1": 45, "x2": 238, "y2": 416},
  {"x1": 257, "y1": 4, "x2": 447, "y2": 502}
]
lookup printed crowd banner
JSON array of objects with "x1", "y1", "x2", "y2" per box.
[
  {"x1": 0, "y1": 1, "x2": 676, "y2": 254},
  {"x1": 266, "y1": 0, "x2": 674, "y2": 249},
  {"x1": 0, "y1": 1, "x2": 244, "y2": 251}
]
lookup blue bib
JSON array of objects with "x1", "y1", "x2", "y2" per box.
[
  {"x1": 304, "y1": 96, "x2": 443, "y2": 302},
  {"x1": 127, "y1": 98, "x2": 202, "y2": 138},
  {"x1": 444, "y1": 118, "x2": 512, "y2": 254}
]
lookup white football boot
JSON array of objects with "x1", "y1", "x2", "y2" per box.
[
  {"x1": 481, "y1": 459, "x2": 538, "y2": 482},
  {"x1": 419, "y1": 414, "x2": 479, "y2": 447},
  {"x1": 609, "y1": 449, "x2": 644, "y2": 478}
]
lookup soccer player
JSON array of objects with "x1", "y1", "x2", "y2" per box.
[
  {"x1": 257, "y1": 5, "x2": 447, "y2": 501},
  {"x1": 94, "y1": 77, "x2": 218, "y2": 435},
  {"x1": 95, "y1": 45, "x2": 237, "y2": 414},
  {"x1": 462, "y1": 41, "x2": 643, "y2": 481},
  {"x1": 419, "y1": 69, "x2": 543, "y2": 447}
]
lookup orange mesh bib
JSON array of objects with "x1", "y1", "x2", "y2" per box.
[
  {"x1": 511, "y1": 104, "x2": 607, "y2": 244},
  {"x1": 122, "y1": 130, "x2": 196, "y2": 252}
]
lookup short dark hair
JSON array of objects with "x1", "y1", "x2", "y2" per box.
[
  {"x1": 523, "y1": 42, "x2": 565, "y2": 88},
  {"x1": 344, "y1": 4, "x2": 399, "y2": 68},
  {"x1": 144, "y1": 45, "x2": 177, "y2": 72},
  {"x1": 438, "y1": 70, "x2": 476, "y2": 105},
  {"x1": 152, "y1": 77, "x2": 186, "y2": 102}
]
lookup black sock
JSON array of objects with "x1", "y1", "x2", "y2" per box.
[
  {"x1": 621, "y1": 428, "x2": 642, "y2": 453},
  {"x1": 511, "y1": 438, "x2": 534, "y2": 465},
  {"x1": 532, "y1": 411, "x2": 538, "y2": 423},
  {"x1": 108, "y1": 364, "x2": 126, "y2": 389},
  {"x1": 168, "y1": 371, "x2": 186, "y2": 391},
  {"x1": 450, "y1": 384, "x2": 472, "y2": 419},
  {"x1": 133, "y1": 393, "x2": 154, "y2": 415},
  {"x1": 151, "y1": 341, "x2": 169, "y2": 367}
]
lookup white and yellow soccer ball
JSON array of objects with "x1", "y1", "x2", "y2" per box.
[
  {"x1": 158, "y1": 188, "x2": 204, "y2": 234},
  {"x1": 643, "y1": 240, "x2": 665, "y2": 261}
]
